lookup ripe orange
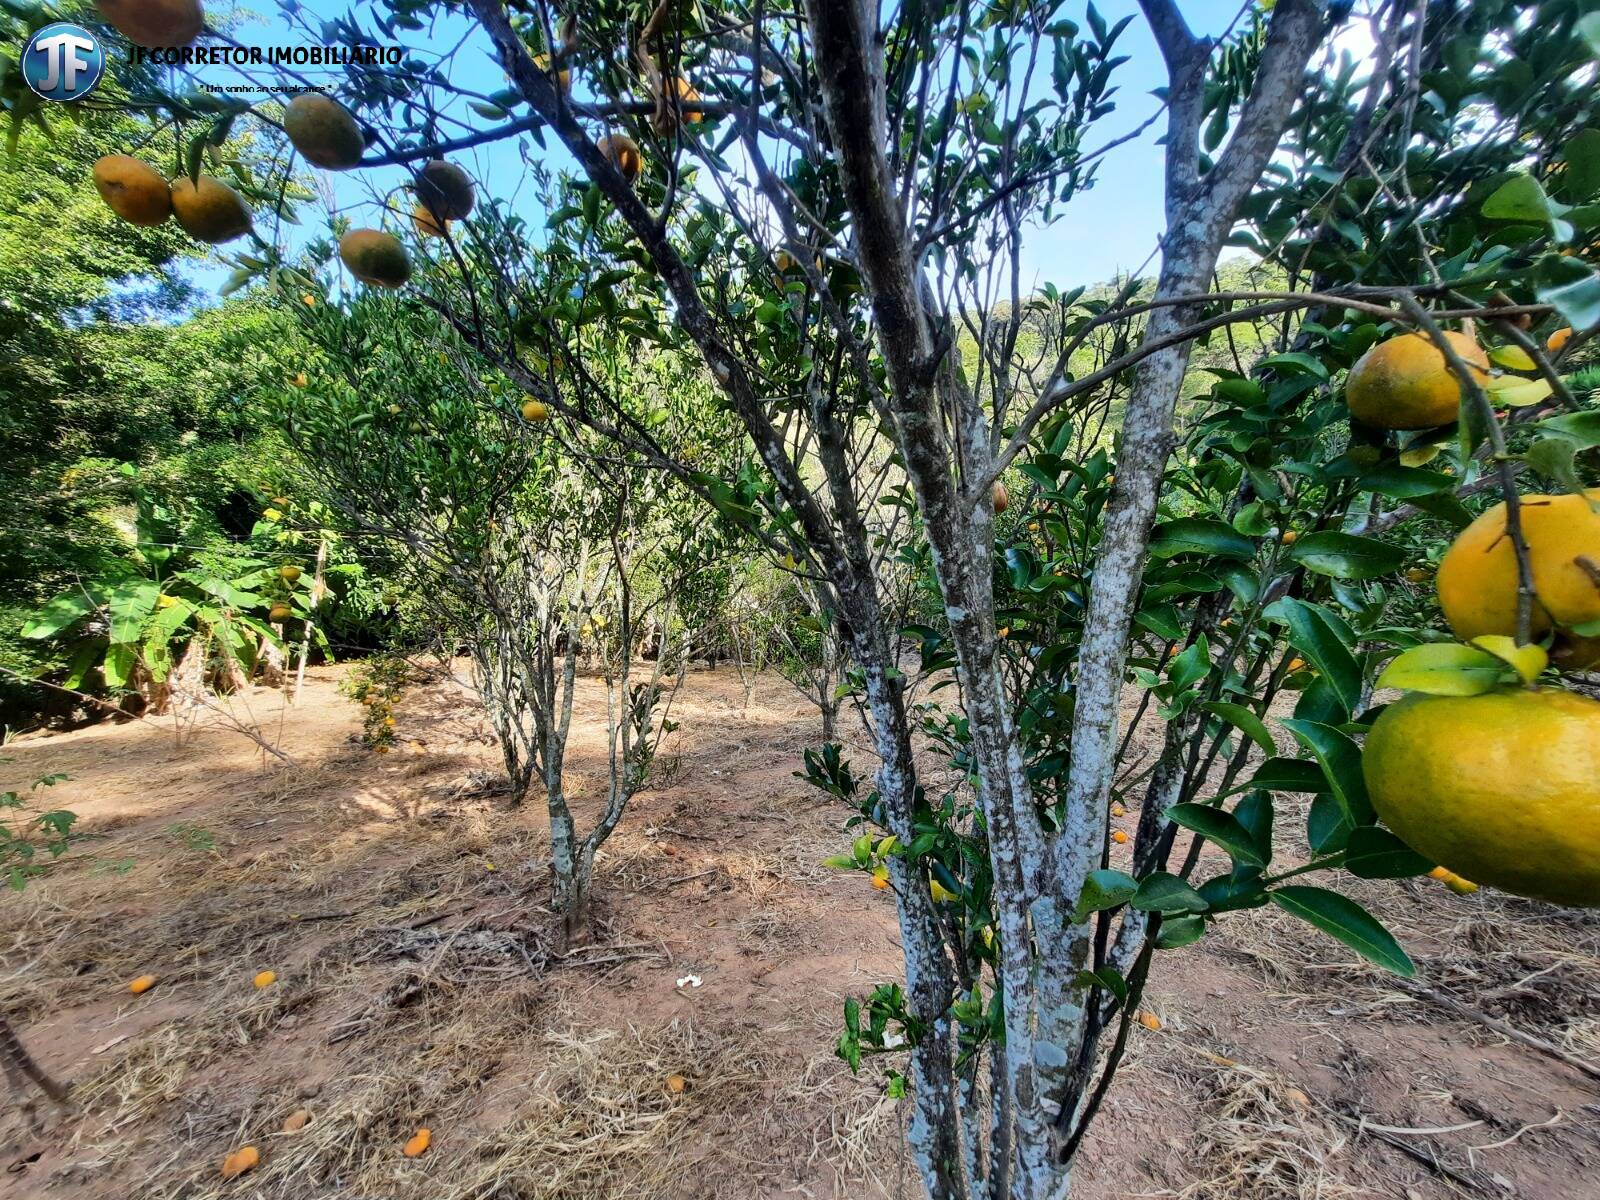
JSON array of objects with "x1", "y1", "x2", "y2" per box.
[
  {"x1": 670, "y1": 76, "x2": 703, "y2": 123},
  {"x1": 416, "y1": 159, "x2": 475, "y2": 220},
  {"x1": 1364, "y1": 688, "x2": 1600, "y2": 905},
  {"x1": 339, "y1": 229, "x2": 412, "y2": 288},
  {"x1": 1345, "y1": 331, "x2": 1489, "y2": 429},
  {"x1": 169, "y1": 175, "x2": 252, "y2": 244},
  {"x1": 597, "y1": 133, "x2": 642, "y2": 184},
  {"x1": 992, "y1": 480, "x2": 1010, "y2": 513},
  {"x1": 1111, "y1": 830, "x2": 1128, "y2": 845},
  {"x1": 95, "y1": 0, "x2": 202, "y2": 48},
  {"x1": 220, "y1": 1146, "x2": 260, "y2": 1179},
  {"x1": 1547, "y1": 327, "x2": 1573, "y2": 354},
  {"x1": 403, "y1": 1128, "x2": 431, "y2": 1157},
  {"x1": 1436, "y1": 489, "x2": 1600, "y2": 642},
  {"x1": 534, "y1": 52, "x2": 571, "y2": 94},
  {"x1": 411, "y1": 201, "x2": 448, "y2": 239},
  {"x1": 521, "y1": 397, "x2": 551, "y2": 423},
  {"x1": 283, "y1": 93, "x2": 366, "y2": 170},
  {"x1": 127, "y1": 974, "x2": 157, "y2": 994},
  {"x1": 92, "y1": 155, "x2": 171, "y2": 226}
]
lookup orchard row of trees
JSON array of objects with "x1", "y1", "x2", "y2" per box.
[{"x1": 8, "y1": 0, "x2": 1600, "y2": 1196}]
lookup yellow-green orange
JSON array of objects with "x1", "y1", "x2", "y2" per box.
[
  {"x1": 521, "y1": 397, "x2": 550, "y2": 423},
  {"x1": 92, "y1": 156, "x2": 171, "y2": 226},
  {"x1": 95, "y1": 0, "x2": 202, "y2": 47},
  {"x1": 283, "y1": 93, "x2": 365, "y2": 169},
  {"x1": 339, "y1": 229, "x2": 411, "y2": 288},
  {"x1": 1364, "y1": 688, "x2": 1600, "y2": 906},
  {"x1": 1436, "y1": 489, "x2": 1600, "y2": 641},
  {"x1": 1345, "y1": 331, "x2": 1489, "y2": 430},
  {"x1": 416, "y1": 159, "x2": 474, "y2": 220},
  {"x1": 169, "y1": 175, "x2": 252, "y2": 243}
]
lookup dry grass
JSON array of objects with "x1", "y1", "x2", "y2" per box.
[{"x1": 1174, "y1": 1049, "x2": 1363, "y2": 1200}]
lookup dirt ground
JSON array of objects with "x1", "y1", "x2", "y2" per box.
[{"x1": 2, "y1": 663, "x2": 1597, "y2": 1198}]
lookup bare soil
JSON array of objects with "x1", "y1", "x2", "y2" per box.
[{"x1": 2, "y1": 664, "x2": 1597, "y2": 1198}]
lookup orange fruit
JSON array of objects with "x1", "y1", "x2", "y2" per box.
[
  {"x1": 1112, "y1": 830, "x2": 1129, "y2": 845},
  {"x1": 1364, "y1": 688, "x2": 1600, "y2": 905},
  {"x1": 1137, "y1": 1011, "x2": 1161, "y2": 1031},
  {"x1": 416, "y1": 159, "x2": 475, "y2": 220},
  {"x1": 1436, "y1": 489, "x2": 1600, "y2": 641},
  {"x1": 95, "y1": 0, "x2": 202, "y2": 47},
  {"x1": 411, "y1": 201, "x2": 448, "y2": 239},
  {"x1": 169, "y1": 175, "x2": 252, "y2": 244},
  {"x1": 1547, "y1": 327, "x2": 1573, "y2": 354},
  {"x1": 128, "y1": 974, "x2": 157, "y2": 994},
  {"x1": 665, "y1": 1074, "x2": 688, "y2": 1093},
  {"x1": 282, "y1": 93, "x2": 366, "y2": 170},
  {"x1": 403, "y1": 1128, "x2": 431, "y2": 1158},
  {"x1": 992, "y1": 481, "x2": 1010, "y2": 513},
  {"x1": 521, "y1": 397, "x2": 550, "y2": 423},
  {"x1": 220, "y1": 1146, "x2": 260, "y2": 1179},
  {"x1": 339, "y1": 229, "x2": 411, "y2": 288},
  {"x1": 596, "y1": 133, "x2": 642, "y2": 184},
  {"x1": 670, "y1": 76, "x2": 703, "y2": 123},
  {"x1": 1345, "y1": 331, "x2": 1489, "y2": 429},
  {"x1": 534, "y1": 52, "x2": 571, "y2": 94},
  {"x1": 253, "y1": 970, "x2": 277, "y2": 988},
  {"x1": 92, "y1": 155, "x2": 171, "y2": 226}
]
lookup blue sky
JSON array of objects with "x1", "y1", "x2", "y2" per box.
[{"x1": 168, "y1": 1, "x2": 1370, "y2": 298}]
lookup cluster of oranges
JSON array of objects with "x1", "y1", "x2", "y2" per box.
[{"x1": 1343, "y1": 328, "x2": 1599, "y2": 908}]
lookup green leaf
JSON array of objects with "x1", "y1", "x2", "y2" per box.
[
  {"x1": 1376, "y1": 642, "x2": 1504, "y2": 695},
  {"x1": 1148, "y1": 518, "x2": 1255, "y2": 561},
  {"x1": 1245, "y1": 757, "x2": 1326, "y2": 794},
  {"x1": 1130, "y1": 872, "x2": 1209, "y2": 915},
  {"x1": 1536, "y1": 255, "x2": 1600, "y2": 332},
  {"x1": 104, "y1": 579, "x2": 160, "y2": 645},
  {"x1": 1354, "y1": 465, "x2": 1454, "y2": 500},
  {"x1": 102, "y1": 641, "x2": 137, "y2": 688},
  {"x1": 1200, "y1": 701, "x2": 1276, "y2": 756},
  {"x1": 1482, "y1": 174, "x2": 1569, "y2": 224},
  {"x1": 1074, "y1": 868, "x2": 1138, "y2": 920},
  {"x1": 1522, "y1": 436, "x2": 1586, "y2": 494},
  {"x1": 1280, "y1": 718, "x2": 1374, "y2": 838},
  {"x1": 1558, "y1": 128, "x2": 1600, "y2": 202},
  {"x1": 1074, "y1": 965, "x2": 1128, "y2": 1003},
  {"x1": 1539, "y1": 410, "x2": 1600, "y2": 449},
  {"x1": 1269, "y1": 886, "x2": 1414, "y2": 975},
  {"x1": 1165, "y1": 803, "x2": 1267, "y2": 867},
  {"x1": 1166, "y1": 636, "x2": 1211, "y2": 693},
  {"x1": 1287, "y1": 532, "x2": 1406, "y2": 580},
  {"x1": 1262, "y1": 598, "x2": 1362, "y2": 719},
  {"x1": 1155, "y1": 914, "x2": 1207, "y2": 949},
  {"x1": 22, "y1": 590, "x2": 97, "y2": 640},
  {"x1": 1343, "y1": 826, "x2": 1433, "y2": 879}
]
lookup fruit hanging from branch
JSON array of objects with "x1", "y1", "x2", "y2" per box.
[
  {"x1": 1364, "y1": 687, "x2": 1600, "y2": 906},
  {"x1": 339, "y1": 229, "x2": 412, "y2": 288},
  {"x1": 95, "y1": 0, "x2": 203, "y2": 48},
  {"x1": 169, "y1": 175, "x2": 252, "y2": 244},
  {"x1": 92, "y1": 155, "x2": 171, "y2": 226},
  {"x1": 1344, "y1": 331, "x2": 1490, "y2": 430},
  {"x1": 282, "y1": 93, "x2": 366, "y2": 170}
]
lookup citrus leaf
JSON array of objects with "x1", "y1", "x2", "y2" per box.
[
  {"x1": 1165, "y1": 803, "x2": 1267, "y2": 867},
  {"x1": 1469, "y1": 635, "x2": 1547, "y2": 683},
  {"x1": 1375, "y1": 642, "x2": 1504, "y2": 695},
  {"x1": 1200, "y1": 701, "x2": 1276, "y2": 756},
  {"x1": 1487, "y1": 344, "x2": 1537, "y2": 371},
  {"x1": 1343, "y1": 826, "x2": 1433, "y2": 879},
  {"x1": 1484, "y1": 376, "x2": 1553, "y2": 407},
  {"x1": 1287, "y1": 532, "x2": 1406, "y2": 580},
  {"x1": 1262, "y1": 598, "x2": 1362, "y2": 719},
  {"x1": 1148, "y1": 518, "x2": 1255, "y2": 561},
  {"x1": 1074, "y1": 868, "x2": 1138, "y2": 921},
  {"x1": 1269, "y1": 886, "x2": 1414, "y2": 975},
  {"x1": 1155, "y1": 914, "x2": 1207, "y2": 949},
  {"x1": 1130, "y1": 872, "x2": 1209, "y2": 915},
  {"x1": 1280, "y1": 719, "x2": 1374, "y2": 834}
]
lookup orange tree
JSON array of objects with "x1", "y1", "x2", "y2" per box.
[
  {"x1": 249, "y1": 288, "x2": 743, "y2": 939},
  {"x1": 77, "y1": 0, "x2": 1600, "y2": 1193}
]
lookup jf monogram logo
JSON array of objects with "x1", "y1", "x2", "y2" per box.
[{"x1": 22, "y1": 21, "x2": 106, "y2": 103}]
